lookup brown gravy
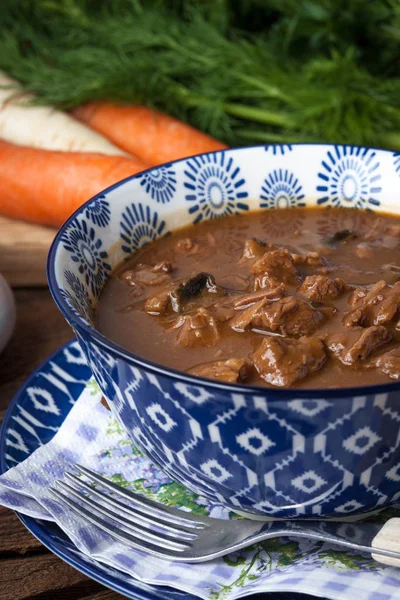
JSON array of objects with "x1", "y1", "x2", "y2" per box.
[{"x1": 97, "y1": 207, "x2": 400, "y2": 388}]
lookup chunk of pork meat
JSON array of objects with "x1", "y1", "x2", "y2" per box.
[
  {"x1": 171, "y1": 308, "x2": 220, "y2": 348},
  {"x1": 187, "y1": 358, "x2": 247, "y2": 382},
  {"x1": 348, "y1": 281, "x2": 387, "y2": 307},
  {"x1": 241, "y1": 238, "x2": 275, "y2": 261},
  {"x1": 230, "y1": 298, "x2": 269, "y2": 332},
  {"x1": 343, "y1": 281, "x2": 400, "y2": 327},
  {"x1": 231, "y1": 295, "x2": 324, "y2": 336},
  {"x1": 232, "y1": 285, "x2": 287, "y2": 308},
  {"x1": 252, "y1": 336, "x2": 326, "y2": 387},
  {"x1": 385, "y1": 225, "x2": 400, "y2": 237},
  {"x1": 299, "y1": 275, "x2": 350, "y2": 302},
  {"x1": 121, "y1": 261, "x2": 172, "y2": 287},
  {"x1": 174, "y1": 238, "x2": 200, "y2": 254},
  {"x1": 145, "y1": 273, "x2": 222, "y2": 315},
  {"x1": 263, "y1": 297, "x2": 325, "y2": 336},
  {"x1": 291, "y1": 251, "x2": 325, "y2": 267},
  {"x1": 251, "y1": 248, "x2": 300, "y2": 289},
  {"x1": 375, "y1": 349, "x2": 400, "y2": 379},
  {"x1": 326, "y1": 326, "x2": 391, "y2": 366},
  {"x1": 144, "y1": 282, "x2": 176, "y2": 314}
]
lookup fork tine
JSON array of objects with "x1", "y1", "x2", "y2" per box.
[
  {"x1": 56, "y1": 481, "x2": 190, "y2": 551},
  {"x1": 76, "y1": 464, "x2": 206, "y2": 529},
  {"x1": 64, "y1": 473, "x2": 198, "y2": 541},
  {"x1": 50, "y1": 487, "x2": 185, "y2": 559}
]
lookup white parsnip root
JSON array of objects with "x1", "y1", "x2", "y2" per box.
[{"x1": 0, "y1": 72, "x2": 130, "y2": 156}]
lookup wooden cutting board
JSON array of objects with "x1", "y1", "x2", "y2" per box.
[{"x1": 0, "y1": 216, "x2": 56, "y2": 287}]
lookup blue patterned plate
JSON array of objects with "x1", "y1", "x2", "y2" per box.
[{"x1": 0, "y1": 341, "x2": 322, "y2": 600}]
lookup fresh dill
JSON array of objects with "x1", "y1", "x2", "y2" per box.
[{"x1": 0, "y1": 0, "x2": 399, "y2": 148}]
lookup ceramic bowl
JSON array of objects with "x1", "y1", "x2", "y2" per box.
[{"x1": 48, "y1": 144, "x2": 400, "y2": 519}]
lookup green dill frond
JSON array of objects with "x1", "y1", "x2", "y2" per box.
[{"x1": 0, "y1": 0, "x2": 399, "y2": 148}]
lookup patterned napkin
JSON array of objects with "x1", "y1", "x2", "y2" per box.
[{"x1": 0, "y1": 379, "x2": 400, "y2": 600}]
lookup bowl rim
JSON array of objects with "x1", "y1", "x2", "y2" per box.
[{"x1": 47, "y1": 142, "x2": 400, "y2": 399}]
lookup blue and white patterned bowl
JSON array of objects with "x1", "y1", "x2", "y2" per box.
[{"x1": 48, "y1": 144, "x2": 400, "y2": 519}]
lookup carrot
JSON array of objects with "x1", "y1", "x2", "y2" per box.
[
  {"x1": 0, "y1": 140, "x2": 148, "y2": 227},
  {"x1": 0, "y1": 73, "x2": 131, "y2": 156},
  {"x1": 73, "y1": 102, "x2": 228, "y2": 166}
]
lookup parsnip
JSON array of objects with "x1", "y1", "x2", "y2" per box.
[{"x1": 0, "y1": 72, "x2": 130, "y2": 156}]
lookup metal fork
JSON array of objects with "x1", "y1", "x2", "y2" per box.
[{"x1": 51, "y1": 465, "x2": 400, "y2": 567}]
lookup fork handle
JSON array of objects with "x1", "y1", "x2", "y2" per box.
[{"x1": 372, "y1": 518, "x2": 400, "y2": 567}]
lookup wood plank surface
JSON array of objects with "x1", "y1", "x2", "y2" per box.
[
  {"x1": 0, "y1": 552, "x2": 119, "y2": 600},
  {"x1": 0, "y1": 508, "x2": 43, "y2": 556},
  {"x1": 0, "y1": 224, "x2": 126, "y2": 599},
  {"x1": 81, "y1": 592, "x2": 125, "y2": 600},
  {"x1": 0, "y1": 216, "x2": 56, "y2": 287}
]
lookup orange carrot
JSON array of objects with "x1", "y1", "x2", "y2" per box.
[
  {"x1": 73, "y1": 103, "x2": 228, "y2": 166},
  {"x1": 0, "y1": 140, "x2": 148, "y2": 227}
]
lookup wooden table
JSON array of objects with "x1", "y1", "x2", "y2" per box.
[{"x1": 0, "y1": 217, "x2": 126, "y2": 599}]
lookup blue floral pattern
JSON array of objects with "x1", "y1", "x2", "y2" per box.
[
  {"x1": 184, "y1": 153, "x2": 248, "y2": 223},
  {"x1": 265, "y1": 144, "x2": 293, "y2": 155},
  {"x1": 59, "y1": 271, "x2": 93, "y2": 324},
  {"x1": 120, "y1": 203, "x2": 167, "y2": 254},
  {"x1": 317, "y1": 146, "x2": 382, "y2": 208},
  {"x1": 394, "y1": 152, "x2": 400, "y2": 176},
  {"x1": 85, "y1": 195, "x2": 111, "y2": 228},
  {"x1": 138, "y1": 164, "x2": 176, "y2": 204},
  {"x1": 260, "y1": 169, "x2": 305, "y2": 209},
  {"x1": 61, "y1": 220, "x2": 111, "y2": 297}
]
